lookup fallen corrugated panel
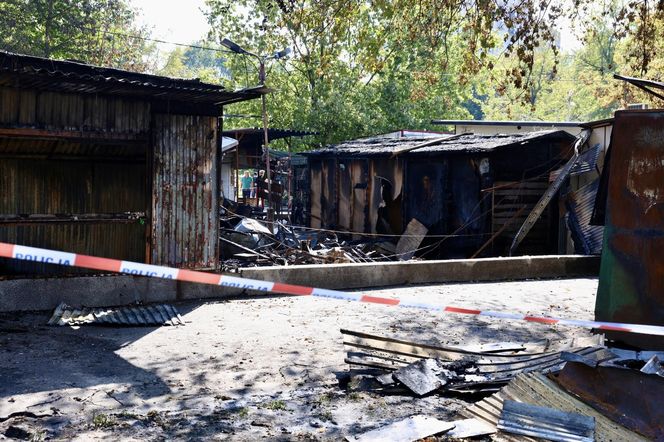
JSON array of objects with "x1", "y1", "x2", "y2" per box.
[
  {"x1": 565, "y1": 179, "x2": 604, "y2": 255},
  {"x1": 346, "y1": 415, "x2": 454, "y2": 442},
  {"x1": 497, "y1": 400, "x2": 595, "y2": 442},
  {"x1": 552, "y1": 362, "x2": 664, "y2": 440},
  {"x1": 460, "y1": 372, "x2": 648, "y2": 441},
  {"x1": 341, "y1": 329, "x2": 612, "y2": 391},
  {"x1": 550, "y1": 143, "x2": 602, "y2": 181},
  {"x1": 47, "y1": 302, "x2": 185, "y2": 326},
  {"x1": 342, "y1": 329, "x2": 604, "y2": 360}
]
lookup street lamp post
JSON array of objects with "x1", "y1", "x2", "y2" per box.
[{"x1": 221, "y1": 38, "x2": 290, "y2": 222}]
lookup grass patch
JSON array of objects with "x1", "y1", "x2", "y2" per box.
[
  {"x1": 262, "y1": 400, "x2": 287, "y2": 411},
  {"x1": 92, "y1": 413, "x2": 116, "y2": 429}
]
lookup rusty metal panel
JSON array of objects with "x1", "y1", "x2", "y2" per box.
[
  {"x1": 0, "y1": 86, "x2": 150, "y2": 135},
  {"x1": 152, "y1": 113, "x2": 218, "y2": 269},
  {"x1": 309, "y1": 161, "x2": 322, "y2": 228},
  {"x1": 596, "y1": 110, "x2": 664, "y2": 347},
  {"x1": 0, "y1": 156, "x2": 146, "y2": 275},
  {"x1": 462, "y1": 372, "x2": 647, "y2": 442},
  {"x1": 552, "y1": 362, "x2": 664, "y2": 441}
]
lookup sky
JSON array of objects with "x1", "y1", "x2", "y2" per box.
[{"x1": 131, "y1": 0, "x2": 210, "y2": 59}]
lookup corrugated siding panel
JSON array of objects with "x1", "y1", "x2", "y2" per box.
[
  {"x1": 0, "y1": 157, "x2": 146, "y2": 274},
  {"x1": 565, "y1": 179, "x2": 603, "y2": 255},
  {"x1": 0, "y1": 86, "x2": 150, "y2": 134},
  {"x1": 152, "y1": 113, "x2": 218, "y2": 269}
]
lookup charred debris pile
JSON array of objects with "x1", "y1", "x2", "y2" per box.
[
  {"x1": 219, "y1": 210, "x2": 399, "y2": 270},
  {"x1": 340, "y1": 328, "x2": 664, "y2": 441}
]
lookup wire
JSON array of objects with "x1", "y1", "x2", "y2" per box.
[
  {"x1": 0, "y1": 9, "x2": 233, "y2": 55},
  {"x1": 223, "y1": 207, "x2": 490, "y2": 239}
]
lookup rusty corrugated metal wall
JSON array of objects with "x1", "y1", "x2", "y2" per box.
[
  {"x1": 0, "y1": 87, "x2": 150, "y2": 275},
  {"x1": 0, "y1": 87, "x2": 151, "y2": 134},
  {"x1": 152, "y1": 113, "x2": 218, "y2": 269},
  {"x1": 596, "y1": 110, "x2": 664, "y2": 348}
]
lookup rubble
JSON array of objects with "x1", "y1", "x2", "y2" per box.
[
  {"x1": 220, "y1": 215, "x2": 398, "y2": 269},
  {"x1": 340, "y1": 328, "x2": 664, "y2": 441}
]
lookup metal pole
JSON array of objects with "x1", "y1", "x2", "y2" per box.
[
  {"x1": 287, "y1": 138, "x2": 292, "y2": 224},
  {"x1": 259, "y1": 58, "x2": 273, "y2": 221}
]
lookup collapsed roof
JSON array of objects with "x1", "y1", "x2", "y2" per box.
[{"x1": 305, "y1": 130, "x2": 576, "y2": 157}]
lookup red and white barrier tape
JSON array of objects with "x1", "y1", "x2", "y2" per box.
[{"x1": 2, "y1": 241, "x2": 664, "y2": 336}]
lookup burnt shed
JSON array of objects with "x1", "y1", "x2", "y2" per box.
[
  {"x1": 305, "y1": 130, "x2": 577, "y2": 258},
  {"x1": 0, "y1": 51, "x2": 262, "y2": 275}
]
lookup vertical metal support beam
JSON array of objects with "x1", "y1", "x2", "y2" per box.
[
  {"x1": 146, "y1": 106, "x2": 154, "y2": 264},
  {"x1": 235, "y1": 145, "x2": 240, "y2": 202},
  {"x1": 215, "y1": 114, "x2": 223, "y2": 270},
  {"x1": 287, "y1": 137, "x2": 293, "y2": 224}
]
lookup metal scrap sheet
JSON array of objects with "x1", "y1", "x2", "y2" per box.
[
  {"x1": 552, "y1": 362, "x2": 664, "y2": 441},
  {"x1": 48, "y1": 302, "x2": 185, "y2": 326}
]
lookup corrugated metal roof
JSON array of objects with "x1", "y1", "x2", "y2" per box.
[
  {"x1": 305, "y1": 130, "x2": 575, "y2": 157},
  {"x1": 48, "y1": 302, "x2": 185, "y2": 326},
  {"x1": 460, "y1": 372, "x2": 648, "y2": 441},
  {"x1": 0, "y1": 50, "x2": 264, "y2": 106},
  {"x1": 497, "y1": 400, "x2": 595, "y2": 442}
]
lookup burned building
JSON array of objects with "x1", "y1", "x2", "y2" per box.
[
  {"x1": 0, "y1": 51, "x2": 263, "y2": 275},
  {"x1": 305, "y1": 130, "x2": 579, "y2": 258}
]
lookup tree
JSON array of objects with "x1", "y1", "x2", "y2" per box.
[
  {"x1": 204, "y1": 0, "x2": 481, "y2": 144},
  {"x1": 0, "y1": 0, "x2": 155, "y2": 71}
]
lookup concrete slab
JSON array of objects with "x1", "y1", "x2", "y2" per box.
[
  {"x1": 0, "y1": 255, "x2": 599, "y2": 312},
  {"x1": 241, "y1": 255, "x2": 600, "y2": 289}
]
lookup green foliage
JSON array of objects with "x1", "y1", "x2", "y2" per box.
[
  {"x1": 0, "y1": 0, "x2": 155, "y2": 71},
  {"x1": 2, "y1": 0, "x2": 663, "y2": 143},
  {"x1": 204, "y1": 0, "x2": 479, "y2": 146}
]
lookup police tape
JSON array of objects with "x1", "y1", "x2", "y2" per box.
[{"x1": 2, "y1": 241, "x2": 664, "y2": 336}]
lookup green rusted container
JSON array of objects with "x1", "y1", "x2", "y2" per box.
[{"x1": 596, "y1": 110, "x2": 664, "y2": 348}]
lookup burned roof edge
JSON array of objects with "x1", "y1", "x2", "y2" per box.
[{"x1": 303, "y1": 130, "x2": 575, "y2": 157}]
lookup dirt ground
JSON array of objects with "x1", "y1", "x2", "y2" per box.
[{"x1": 0, "y1": 277, "x2": 599, "y2": 441}]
